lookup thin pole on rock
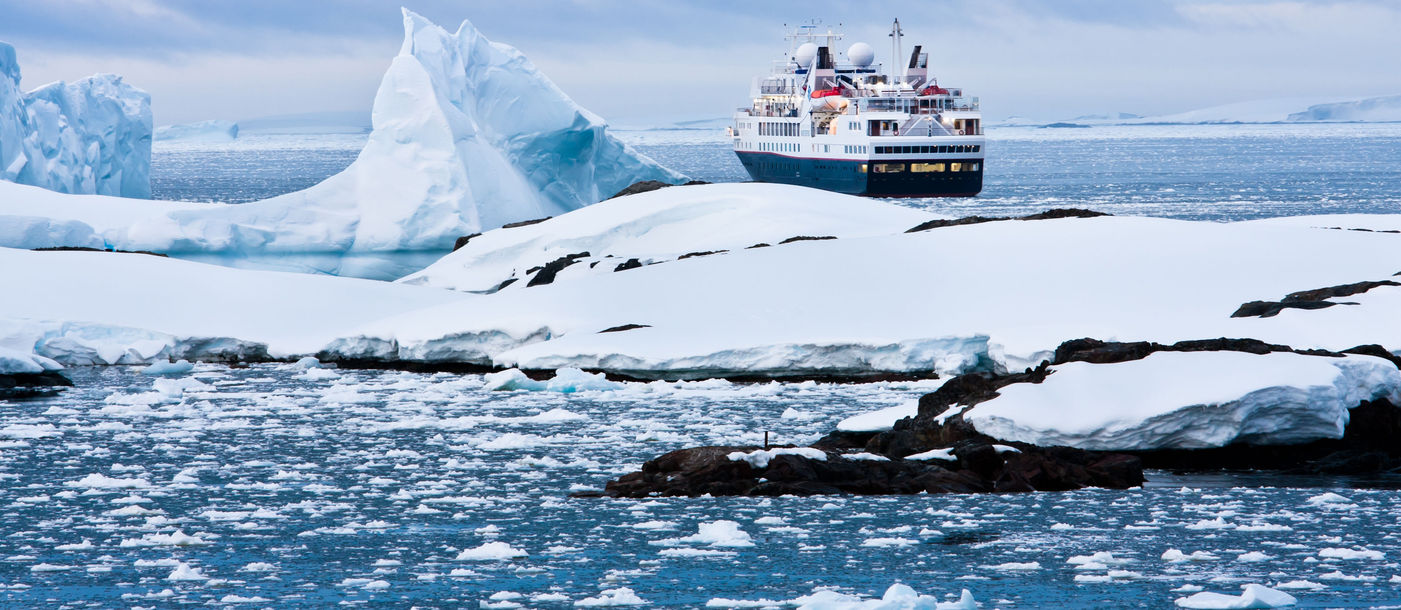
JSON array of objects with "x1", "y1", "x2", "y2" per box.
[{"x1": 764, "y1": 431, "x2": 769, "y2": 450}]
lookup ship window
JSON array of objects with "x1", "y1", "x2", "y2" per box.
[
  {"x1": 859, "y1": 163, "x2": 867, "y2": 173},
  {"x1": 974, "y1": 145, "x2": 980, "y2": 153},
  {"x1": 911, "y1": 163, "x2": 944, "y2": 173},
  {"x1": 971, "y1": 163, "x2": 980, "y2": 171},
  {"x1": 873, "y1": 163, "x2": 905, "y2": 173},
  {"x1": 950, "y1": 163, "x2": 963, "y2": 172},
  {"x1": 937, "y1": 145, "x2": 948, "y2": 153}
]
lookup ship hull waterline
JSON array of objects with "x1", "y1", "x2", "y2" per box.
[{"x1": 735, "y1": 151, "x2": 984, "y2": 198}]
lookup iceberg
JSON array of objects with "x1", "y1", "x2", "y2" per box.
[
  {"x1": 0, "y1": 9, "x2": 680, "y2": 278},
  {"x1": 154, "y1": 120, "x2": 238, "y2": 142},
  {"x1": 0, "y1": 42, "x2": 151, "y2": 198}
]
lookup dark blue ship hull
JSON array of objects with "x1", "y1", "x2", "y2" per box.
[{"x1": 735, "y1": 151, "x2": 983, "y2": 197}]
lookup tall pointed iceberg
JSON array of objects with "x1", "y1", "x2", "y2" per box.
[{"x1": 0, "y1": 9, "x2": 683, "y2": 268}]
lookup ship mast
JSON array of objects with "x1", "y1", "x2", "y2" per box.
[{"x1": 889, "y1": 18, "x2": 904, "y2": 84}]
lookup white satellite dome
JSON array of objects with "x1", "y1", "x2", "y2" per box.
[
  {"x1": 846, "y1": 42, "x2": 875, "y2": 67},
  {"x1": 793, "y1": 43, "x2": 819, "y2": 68}
]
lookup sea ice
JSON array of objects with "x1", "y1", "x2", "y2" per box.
[
  {"x1": 455, "y1": 541, "x2": 527, "y2": 561},
  {"x1": 1174, "y1": 583, "x2": 1297, "y2": 609}
]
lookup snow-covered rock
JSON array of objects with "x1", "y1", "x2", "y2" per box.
[
  {"x1": 964, "y1": 352, "x2": 1401, "y2": 450},
  {"x1": 400, "y1": 183, "x2": 938, "y2": 292},
  {"x1": 0, "y1": 9, "x2": 679, "y2": 276},
  {"x1": 154, "y1": 120, "x2": 238, "y2": 142},
  {"x1": 0, "y1": 42, "x2": 151, "y2": 198}
]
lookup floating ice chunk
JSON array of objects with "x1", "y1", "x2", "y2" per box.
[
  {"x1": 657, "y1": 548, "x2": 735, "y2": 558},
  {"x1": 290, "y1": 356, "x2": 323, "y2": 370},
  {"x1": 65, "y1": 473, "x2": 150, "y2": 489},
  {"x1": 239, "y1": 562, "x2": 276, "y2": 572},
  {"x1": 574, "y1": 587, "x2": 647, "y2": 607},
  {"x1": 986, "y1": 561, "x2": 1040, "y2": 571},
  {"x1": 1272, "y1": 581, "x2": 1324, "y2": 591},
  {"x1": 860, "y1": 537, "x2": 916, "y2": 548},
  {"x1": 1186, "y1": 517, "x2": 1233, "y2": 530},
  {"x1": 836, "y1": 401, "x2": 917, "y2": 433},
  {"x1": 54, "y1": 539, "x2": 93, "y2": 551},
  {"x1": 523, "y1": 408, "x2": 588, "y2": 423},
  {"x1": 166, "y1": 561, "x2": 208, "y2": 581},
  {"x1": 218, "y1": 594, "x2": 272, "y2": 604},
  {"x1": 1163, "y1": 549, "x2": 1219, "y2": 562},
  {"x1": 1318, "y1": 547, "x2": 1384, "y2": 561},
  {"x1": 781, "y1": 407, "x2": 819, "y2": 420},
  {"x1": 1174, "y1": 584, "x2": 1297, "y2": 609},
  {"x1": 628, "y1": 520, "x2": 677, "y2": 531},
  {"x1": 455, "y1": 541, "x2": 527, "y2": 561},
  {"x1": 0, "y1": 423, "x2": 61, "y2": 439},
  {"x1": 119, "y1": 530, "x2": 211, "y2": 547},
  {"x1": 785, "y1": 584, "x2": 977, "y2": 610},
  {"x1": 1236, "y1": 552, "x2": 1272, "y2": 562},
  {"x1": 662, "y1": 520, "x2": 754, "y2": 548},
  {"x1": 483, "y1": 368, "x2": 622, "y2": 393},
  {"x1": 1303, "y1": 492, "x2": 1353, "y2": 506},
  {"x1": 140, "y1": 359, "x2": 193, "y2": 376},
  {"x1": 727, "y1": 447, "x2": 827, "y2": 469}
]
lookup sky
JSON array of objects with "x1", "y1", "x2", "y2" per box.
[{"x1": 2, "y1": 0, "x2": 1400, "y2": 126}]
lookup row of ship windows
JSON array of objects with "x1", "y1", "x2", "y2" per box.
[
  {"x1": 876, "y1": 144, "x2": 980, "y2": 155},
  {"x1": 759, "y1": 142, "x2": 799, "y2": 153},
  {"x1": 872, "y1": 162, "x2": 981, "y2": 174},
  {"x1": 759, "y1": 122, "x2": 799, "y2": 136}
]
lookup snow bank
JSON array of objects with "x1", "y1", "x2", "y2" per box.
[
  {"x1": 154, "y1": 120, "x2": 237, "y2": 142},
  {"x1": 0, "y1": 42, "x2": 151, "y2": 198},
  {"x1": 965, "y1": 352, "x2": 1401, "y2": 450},
  {"x1": 1174, "y1": 584, "x2": 1296, "y2": 609},
  {"x1": 728, "y1": 448, "x2": 827, "y2": 469},
  {"x1": 0, "y1": 9, "x2": 678, "y2": 275},
  {"x1": 836, "y1": 401, "x2": 918, "y2": 433},
  {"x1": 400, "y1": 183, "x2": 938, "y2": 292},
  {"x1": 338, "y1": 212, "x2": 1401, "y2": 377}
]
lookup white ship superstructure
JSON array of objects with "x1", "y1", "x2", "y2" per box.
[{"x1": 731, "y1": 20, "x2": 985, "y2": 197}]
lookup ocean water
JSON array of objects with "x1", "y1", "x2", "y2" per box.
[
  {"x1": 19, "y1": 124, "x2": 1395, "y2": 607},
  {"x1": 3, "y1": 364, "x2": 1398, "y2": 608},
  {"x1": 153, "y1": 123, "x2": 1401, "y2": 221}
]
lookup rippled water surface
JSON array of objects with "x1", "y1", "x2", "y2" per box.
[{"x1": 3, "y1": 365, "x2": 1400, "y2": 608}]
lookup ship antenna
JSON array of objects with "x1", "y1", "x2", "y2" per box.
[{"x1": 889, "y1": 18, "x2": 904, "y2": 83}]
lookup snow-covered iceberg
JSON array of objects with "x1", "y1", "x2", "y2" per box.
[
  {"x1": 964, "y1": 351, "x2": 1401, "y2": 450},
  {"x1": 1287, "y1": 94, "x2": 1401, "y2": 122},
  {"x1": 0, "y1": 42, "x2": 151, "y2": 198},
  {"x1": 154, "y1": 120, "x2": 238, "y2": 142},
  {"x1": 0, "y1": 9, "x2": 680, "y2": 277}
]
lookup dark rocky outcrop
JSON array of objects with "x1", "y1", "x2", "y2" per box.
[
  {"x1": 1232, "y1": 279, "x2": 1400, "y2": 318},
  {"x1": 452, "y1": 233, "x2": 481, "y2": 251},
  {"x1": 31, "y1": 246, "x2": 167, "y2": 257},
  {"x1": 599, "y1": 324, "x2": 651, "y2": 334},
  {"x1": 501, "y1": 217, "x2": 552, "y2": 229},
  {"x1": 526, "y1": 251, "x2": 590, "y2": 287},
  {"x1": 906, "y1": 208, "x2": 1109, "y2": 233},
  {"x1": 0, "y1": 370, "x2": 73, "y2": 399},
  {"x1": 607, "y1": 179, "x2": 711, "y2": 200},
  {"x1": 597, "y1": 335, "x2": 1401, "y2": 497},
  {"x1": 613, "y1": 258, "x2": 643, "y2": 272},
  {"x1": 778, "y1": 235, "x2": 837, "y2": 244},
  {"x1": 678, "y1": 250, "x2": 728, "y2": 260}
]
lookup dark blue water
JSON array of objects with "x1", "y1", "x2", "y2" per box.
[{"x1": 3, "y1": 365, "x2": 1398, "y2": 608}]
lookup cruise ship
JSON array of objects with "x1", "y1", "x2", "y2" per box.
[{"x1": 730, "y1": 20, "x2": 984, "y2": 197}]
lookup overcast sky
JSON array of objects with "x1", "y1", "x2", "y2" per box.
[{"x1": 3, "y1": 0, "x2": 1400, "y2": 126}]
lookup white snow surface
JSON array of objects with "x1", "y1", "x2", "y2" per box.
[
  {"x1": 966, "y1": 352, "x2": 1401, "y2": 450},
  {"x1": 836, "y1": 401, "x2": 918, "y2": 433},
  {"x1": 0, "y1": 9, "x2": 678, "y2": 266},
  {"x1": 400, "y1": 183, "x2": 938, "y2": 292},
  {"x1": 0, "y1": 42, "x2": 151, "y2": 198},
  {"x1": 154, "y1": 120, "x2": 238, "y2": 142}
]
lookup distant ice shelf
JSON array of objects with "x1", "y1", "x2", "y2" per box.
[{"x1": 154, "y1": 120, "x2": 238, "y2": 142}]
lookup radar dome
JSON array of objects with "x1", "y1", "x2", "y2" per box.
[
  {"x1": 846, "y1": 42, "x2": 875, "y2": 67},
  {"x1": 793, "y1": 43, "x2": 819, "y2": 68}
]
